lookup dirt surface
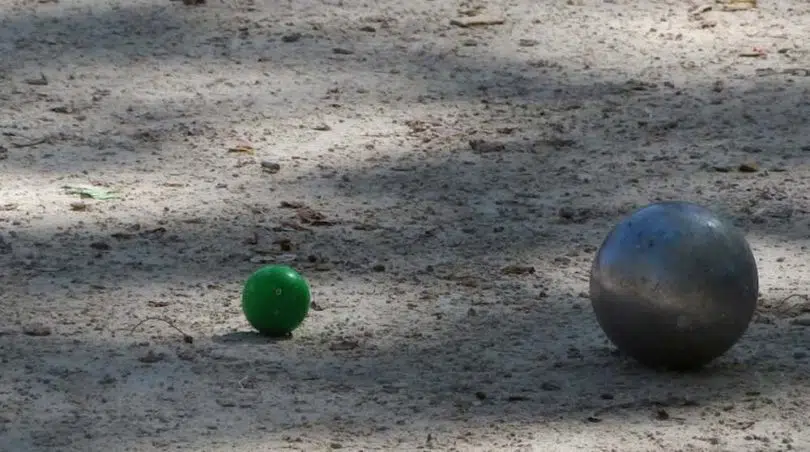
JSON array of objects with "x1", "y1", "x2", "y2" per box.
[{"x1": 1, "y1": 0, "x2": 810, "y2": 450}]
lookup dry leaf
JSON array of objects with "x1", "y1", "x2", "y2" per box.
[
  {"x1": 227, "y1": 144, "x2": 255, "y2": 154},
  {"x1": 450, "y1": 16, "x2": 505, "y2": 27},
  {"x1": 722, "y1": 0, "x2": 756, "y2": 11},
  {"x1": 296, "y1": 207, "x2": 335, "y2": 226},
  {"x1": 502, "y1": 265, "x2": 536, "y2": 275},
  {"x1": 280, "y1": 201, "x2": 306, "y2": 209}
]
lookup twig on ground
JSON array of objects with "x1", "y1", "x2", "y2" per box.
[
  {"x1": 9, "y1": 137, "x2": 48, "y2": 148},
  {"x1": 129, "y1": 317, "x2": 194, "y2": 343},
  {"x1": 775, "y1": 294, "x2": 808, "y2": 305},
  {"x1": 764, "y1": 293, "x2": 810, "y2": 317}
]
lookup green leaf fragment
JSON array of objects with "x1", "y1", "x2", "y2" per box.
[{"x1": 63, "y1": 185, "x2": 121, "y2": 200}]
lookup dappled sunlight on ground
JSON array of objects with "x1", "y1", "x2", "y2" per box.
[{"x1": 2, "y1": 0, "x2": 810, "y2": 450}]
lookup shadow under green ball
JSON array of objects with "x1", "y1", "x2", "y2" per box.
[{"x1": 241, "y1": 265, "x2": 311, "y2": 337}]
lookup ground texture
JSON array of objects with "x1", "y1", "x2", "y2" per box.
[{"x1": 1, "y1": 0, "x2": 810, "y2": 450}]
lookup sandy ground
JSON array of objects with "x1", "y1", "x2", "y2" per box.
[{"x1": 1, "y1": 0, "x2": 810, "y2": 450}]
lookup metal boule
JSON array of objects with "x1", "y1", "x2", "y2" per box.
[{"x1": 589, "y1": 201, "x2": 759, "y2": 371}]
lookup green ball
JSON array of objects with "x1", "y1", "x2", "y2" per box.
[{"x1": 241, "y1": 265, "x2": 311, "y2": 337}]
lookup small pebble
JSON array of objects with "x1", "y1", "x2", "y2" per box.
[
  {"x1": 260, "y1": 161, "x2": 281, "y2": 174},
  {"x1": 90, "y1": 241, "x2": 111, "y2": 250},
  {"x1": 540, "y1": 381, "x2": 561, "y2": 391},
  {"x1": 23, "y1": 324, "x2": 52, "y2": 336},
  {"x1": 281, "y1": 33, "x2": 302, "y2": 43},
  {"x1": 138, "y1": 350, "x2": 165, "y2": 363}
]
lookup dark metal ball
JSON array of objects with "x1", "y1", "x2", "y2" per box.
[{"x1": 589, "y1": 201, "x2": 759, "y2": 370}]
